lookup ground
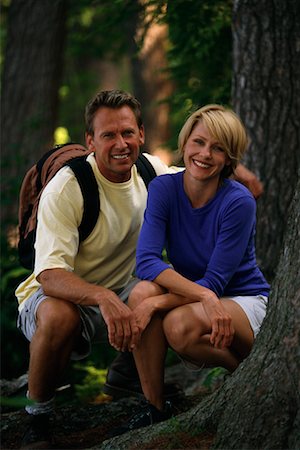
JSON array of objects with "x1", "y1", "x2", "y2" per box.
[{"x1": 1, "y1": 364, "x2": 228, "y2": 449}]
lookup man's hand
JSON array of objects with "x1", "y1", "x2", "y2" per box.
[
  {"x1": 99, "y1": 290, "x2": 140, "y2": 352},
  {"x1": 38, "y1": 268, "x2": 140, "y2": 351},
  {"x1": 234, "y1": 164, "x2": 264, "y2": 199}
]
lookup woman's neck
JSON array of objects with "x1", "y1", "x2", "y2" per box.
[{"x1": 183, "y1": 172, "x2": 222, "y2": 208}]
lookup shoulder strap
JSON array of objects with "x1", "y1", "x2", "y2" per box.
[
  {"x1": 66, "y1": 157, "x2": 100, "y2": 242},
  {"x1": 65, "y1": 153, "x2": 155, "y2": 242},
  {"x1": 135, "y1": 153, "x2": 157, "y2": 189}
]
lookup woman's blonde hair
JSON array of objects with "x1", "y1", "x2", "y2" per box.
[{"x1": 178, "y1": 104, "x2": 248, "y2": 177}]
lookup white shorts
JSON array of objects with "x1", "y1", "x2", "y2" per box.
[{"x1": 222, "y1": 294, "x2": 268, "y2": 338}]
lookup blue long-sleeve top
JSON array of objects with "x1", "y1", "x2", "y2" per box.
[{"x1": 136, "y1": 172, "x2": 270, "y2": 298}]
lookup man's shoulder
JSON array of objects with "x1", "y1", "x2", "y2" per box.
[{"x1": 41, "y1": 165, "x2": 81, "y2": 199}]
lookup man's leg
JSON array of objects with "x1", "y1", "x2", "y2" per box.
[
  {"x1": 21, "y1": 297, "x2": 82, "y2": 449},
  {"x1": 27, "y1": 298, "x2": 81, "y2": 402}
]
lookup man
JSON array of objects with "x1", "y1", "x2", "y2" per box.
[{"x1": 15, "y1": 90, "x2": 263, "y2": 448}]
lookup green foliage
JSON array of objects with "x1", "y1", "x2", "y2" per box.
[
  {"x1": 58, "y1": 0, "x2": 145, "y2": 143},
  {"x1": 73, "y1": 364, "x2": 108, "y2": 403},
  {"x1": 0, "y1": 235, "x2": 30, "y2": 379},
  {"x1": 163, "y1": 0, "x2": 233, "y2": 147},
  {"x1": 202, "y1": 366, "x2": 229, "y2": 389},
  {"x1": 1, "y1": 0, "x2": 233, "y2": 384},
  {"x1": 0, "y1": 395, "x2": 32, "y2": 410}
]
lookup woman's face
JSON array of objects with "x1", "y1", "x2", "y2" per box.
[{"x1": 183, "y1": 121, "x2": 230, "y2": 183}]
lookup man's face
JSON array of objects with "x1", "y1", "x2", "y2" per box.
[{"x1": 85, "y1": 106, "x2": 145, "y2": 182}]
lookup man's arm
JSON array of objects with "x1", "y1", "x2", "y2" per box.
[
  {"x1": 233, "y1": 163, "x2": 264, "y2": 199},
  {"x1": 38, "y1": 268, "x2": 140, "y2": 352}
]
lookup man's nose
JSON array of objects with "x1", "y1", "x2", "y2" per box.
[{"x1": 115, "y1": 134, "x2": 127, "y2": 148}]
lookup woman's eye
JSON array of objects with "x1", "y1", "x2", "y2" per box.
[{"x1": 213, "y1": 145, "x2": 224, "y2": 152}]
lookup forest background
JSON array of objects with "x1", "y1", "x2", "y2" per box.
[
  {"x1": 1, "y1": 1, "x2": 300, "y2": 448},
  {"x1": 1, "y1": 0, "x2": 235, "y2": 382}
]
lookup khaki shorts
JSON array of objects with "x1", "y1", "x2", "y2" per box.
[{"x1": 17, "y1": 277, "x2": 140, "y2": 360}]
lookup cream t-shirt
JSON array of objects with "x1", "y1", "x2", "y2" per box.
[{"x1": 16, "y1": 153, "x2": 181, "y2": 310}]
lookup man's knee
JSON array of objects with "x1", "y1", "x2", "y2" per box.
[{"x1": 36, "y1": 299, "x2": 81, "y2": 339}]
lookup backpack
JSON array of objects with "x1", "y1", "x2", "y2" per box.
[{"x1": 18, "y1": 143, "x2": 157, "y2": 270}]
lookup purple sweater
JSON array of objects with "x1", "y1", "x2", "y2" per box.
[{"x1": 136, "y1": 172, "x2": 270, "y2": 297}]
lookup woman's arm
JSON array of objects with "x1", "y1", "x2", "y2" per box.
[{"x1": 153, "y1": 269, "x2": 234, "y2": 348}]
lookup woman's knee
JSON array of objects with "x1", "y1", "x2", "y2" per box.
[
  {"x1": 128, "y1": 281, "x2": 165, "y2": 308},
  {"x1": 163, "y1": 309, "x2": 196, "y2": 353}
]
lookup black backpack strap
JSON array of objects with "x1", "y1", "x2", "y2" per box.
[
  {"x1": 66, "y1": 157, "x2": 100, "y2": 242},
  {"x1": 135, "y1": 153, "x2": 157, "y2": 189}
]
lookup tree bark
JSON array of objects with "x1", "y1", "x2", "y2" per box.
[
  {"x1": 1, "y1": 0, "x2": 67, "y2": 227},
  {"x1": 231, "y1": 0, "x2": 300, "y2": 280}
]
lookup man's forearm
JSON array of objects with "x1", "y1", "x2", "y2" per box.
[
  {"x1": 37, "y1": 268, "x2": 108, "y2": 307},
  {"x1": 233, "y1": 163, "x2": 263, "y2": 199}
]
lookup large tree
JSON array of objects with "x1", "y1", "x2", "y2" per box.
[
  {"x1": 1, "y1": 0, "x2": 67, "y2": 228},
  {"x1": 232, "y1": 0, "x2": 300, "y2": 281}
]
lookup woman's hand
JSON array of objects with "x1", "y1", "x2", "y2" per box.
[
  {"x1": 202, "y1": 295, "x2": 234, "y2": 348},
  {"x1": 132, "y1": 297, "x2": 156, "y2": 336}
]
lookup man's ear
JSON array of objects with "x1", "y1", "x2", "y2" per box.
[
  {"x1": 85, "y1": 132, "x2": 95, "y2": 151},
  {"x1": 139, "y1": 125, "x2": 145, "y2": 146}
]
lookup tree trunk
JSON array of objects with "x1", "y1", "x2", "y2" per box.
[
  {"x1": 126, "y1": 2, "x2": 173, "y2": 154},
  {"x1": 231, "y1": 0, "x2": 300, "y2": 281},
  {"x1": 1, "y1": 0, "x2": 67, "y2": 227}
]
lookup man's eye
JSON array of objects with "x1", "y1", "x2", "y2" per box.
[{"x1": 123, "y1": 130, "x2": 134, "y2": 137}]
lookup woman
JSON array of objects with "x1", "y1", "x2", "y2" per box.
[{"x1": 117, "y1": 104, "x2": 270, "y2": 434}]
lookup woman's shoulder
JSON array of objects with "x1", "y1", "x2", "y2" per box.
[
  {"x1": 225, "y1": 178, "x2": 256, "y2": 201},
  {"x1": 221, "y1": 179, "x2": 256, "y2": 216}
]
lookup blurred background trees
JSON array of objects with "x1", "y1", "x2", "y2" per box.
[
  {"x1": 1, "y1": 0, "x2": 234, "y2": 380},
  {"x1": 1, "y1": 0, "x2": 299, "y2": 388}
]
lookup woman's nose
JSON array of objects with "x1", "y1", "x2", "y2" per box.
[{"x1": 199, "y1": 144, "x2": 212, "y2": 158}]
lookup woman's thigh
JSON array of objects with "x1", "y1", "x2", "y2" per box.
[
  {"x1": 219, "y1": 299, "x2": 254, "y2": 357},
  {"x1": 164, "y1": 300, "x2": 254, "y2": 358}
]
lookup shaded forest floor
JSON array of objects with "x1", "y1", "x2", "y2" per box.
[{"x1": 1, "y1": 364, "x2": 228, "y2": 449}]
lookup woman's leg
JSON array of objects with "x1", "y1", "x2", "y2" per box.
[
  {"x1": 128, "y1": 281, "x2": 167, "y2": 410},
  {"x1": 163, "y1": 300, "x2": 254, "y2": 372}
]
